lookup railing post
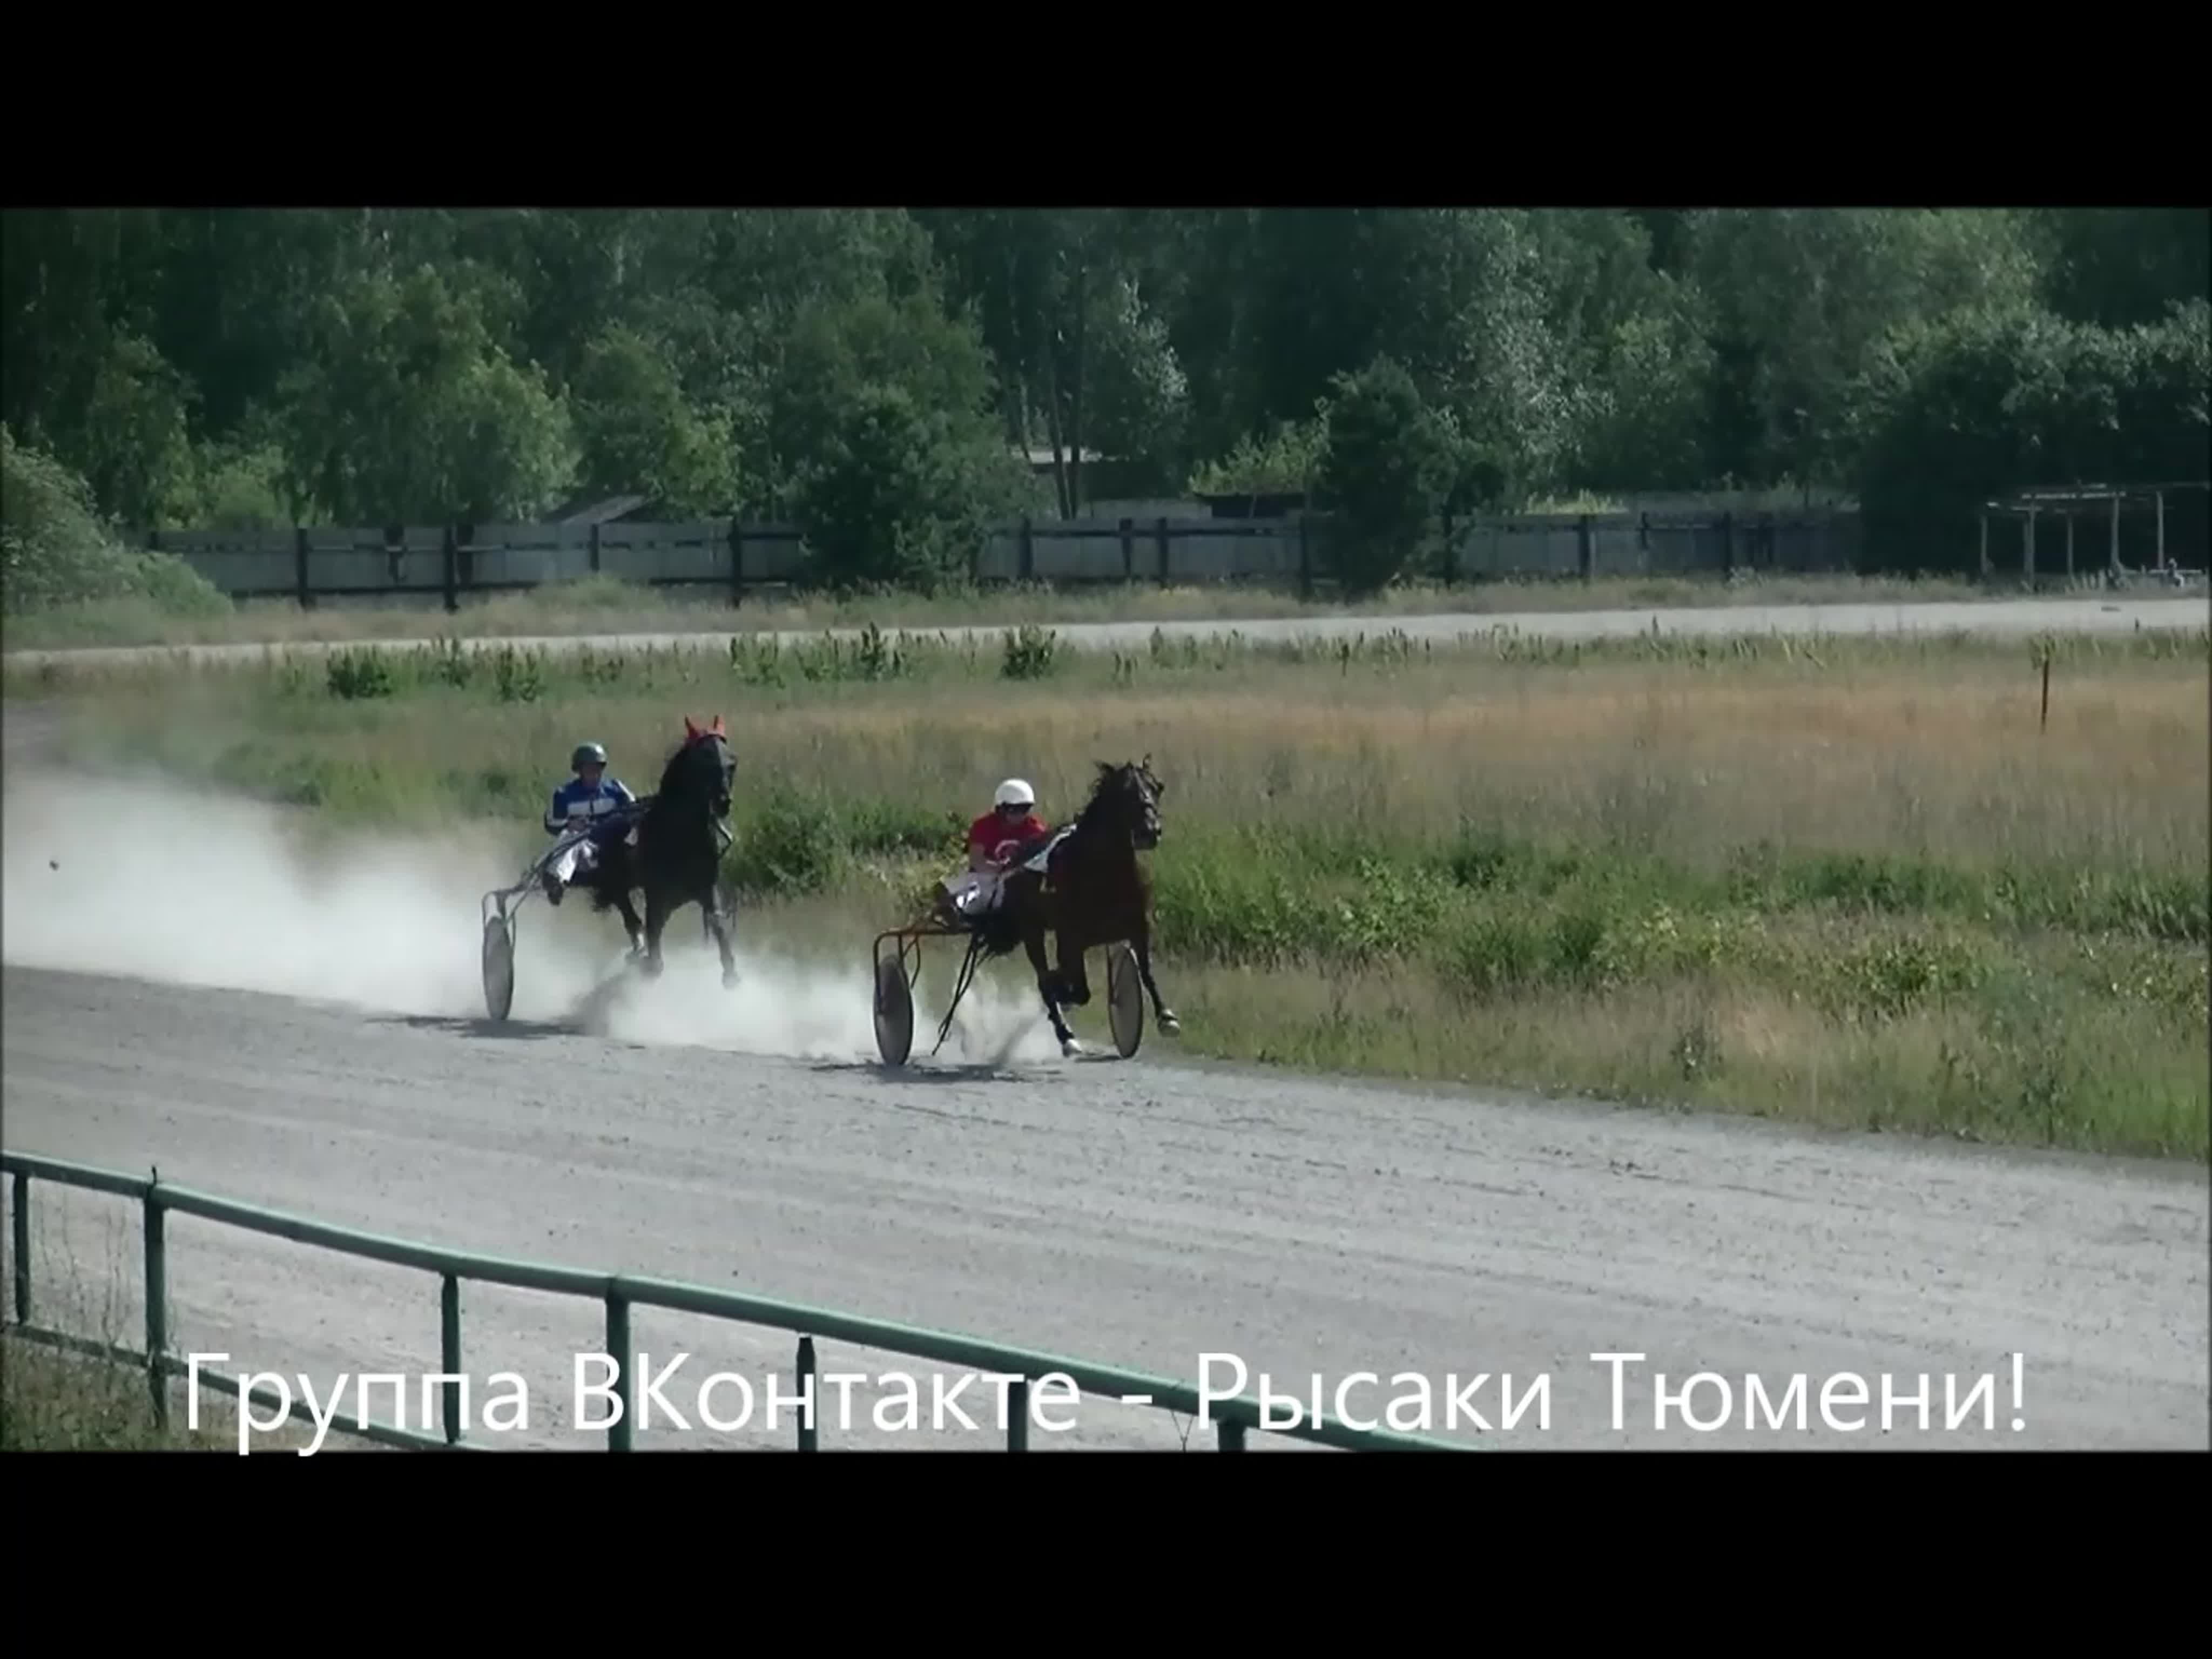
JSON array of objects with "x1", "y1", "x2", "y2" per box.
[
  {"x1": 440, "y1": 1273, "x2": 462, "y2": 1446},
  {"x1": 795, "y1": 1335, "x2": 818, "y2": 1451},
  {"x1": 1217, "y1": 1417, "x2": 1245, "y2": 1451},
  {"x1": 1006, "y1": 1378, "x2": 1029, "y2": 1451},
  {"x1": 605, "y1": 1291, "x2": 632, "y2": 1451},
  {"x1": 144, "y1": 1172, "x2": 168, "y2": 1430},
  {"x1": 11, "y1": 1170, "x2": 28, "y2": 1325}
]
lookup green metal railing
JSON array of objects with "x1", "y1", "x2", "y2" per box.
[{"x1": 1, "y1": 1149, "x2": 1470, "y2": 1453}]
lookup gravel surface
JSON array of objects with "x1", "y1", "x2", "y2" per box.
[
  {"x1": 5, "y1": 594, "x2": 2205, "y2": 671},
  {"x1": 4, "y1": 965, "x2": 2203, "y2": 1453}
]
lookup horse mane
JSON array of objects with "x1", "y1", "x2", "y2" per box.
[
  {"x1": 1072, "y1": 756, "x2": 1154, "y2": 835},
  {"x1": 1074, "y1": 761, "x2": 1122, "y2": 828},
  {"x1": 656, "y1": 741, "x2": 690, "y2": 796},
  {"x1": 657, "y1": 713, "x2": 727, "y2": 795}
]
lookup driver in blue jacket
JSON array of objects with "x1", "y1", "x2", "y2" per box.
[{"x1": 542, "y1": 740, "x2": 637, "y2": 903}]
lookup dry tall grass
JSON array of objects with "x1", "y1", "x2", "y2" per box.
[
  {"x1": 103, "y1": 631, "x2": 2184, "y2": 875},
  {"x1": 683, "y1": 649, "x2": 2205, "y2": 873},
  {"x1": 10, "y1": 626, "x2": 2207, "y2": 1156}
]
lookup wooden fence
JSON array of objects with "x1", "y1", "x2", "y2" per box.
[{"x1": 144, "y1": 508, "x2": 1867, "y2": 610}]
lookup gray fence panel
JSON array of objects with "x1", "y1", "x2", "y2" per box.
[
  {"x1": 466, "y1": 522, "x2": 594, "y2": 586},
  {"x1": 148, "y1": 508, "x2": 1873, "y2": 606}
]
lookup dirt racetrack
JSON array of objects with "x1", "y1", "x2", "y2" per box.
[
  {"x1": 6, "y1": 591, "x2": 2208, "y2": 673},
  {"x1": 5, "y1": 959, "x2": 2207, "y2": 1452},
  {"x1": 3, "y1": 595, "x2": 2208, "y2": 1452}
]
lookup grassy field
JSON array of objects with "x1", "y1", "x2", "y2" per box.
[
  {"x1": 1, "y1": 1329, "x2": 227, "y2": 1450},
  {"x1": 0, "y1": 1331, "x2": 345, "y2": 1452},
  {"x1": 0, "y1": 568, "x2": 2058, "y2": 652},
  {"x1": 0, "y1": 1225, "x2": 341, "y2": 1452},
  {"x1": 7, "y1": 618, "x2": 2207, "y2": 1161}
]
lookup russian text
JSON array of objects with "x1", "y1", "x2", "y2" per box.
[
  {"x1": 1588, "y1": 1352, "x2": 2028, "y2": 1435},
  {"x1": 1195, "y1": 1353, "x2": 1548, "y2": 1435},
  {"x1": 185, "y1": 1353, "x2": 532, "y2": 1454},
  {"x1": 570, "y1": 1352, "x2": 1081, "y2": 1438}
]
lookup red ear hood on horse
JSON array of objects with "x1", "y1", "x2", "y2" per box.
[{"x1": 684, "y1": 714, "x2": 727, "y2": 740}]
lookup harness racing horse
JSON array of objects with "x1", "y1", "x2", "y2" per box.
[
  {"x1": 976, "y1": 756, "x2": 1179, "y2": 1058},
  {"x1": 570, "y1": 714, "x2": 740, "y2": 988}
]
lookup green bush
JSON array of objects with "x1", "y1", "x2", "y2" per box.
[
  {"x1": 1, "y1": 424, "x2": 230, "y2": 618},
  {"x1": 725, "y1": 790, "x2": 847, "y2": 896}
]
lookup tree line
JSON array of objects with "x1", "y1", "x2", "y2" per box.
[{"x1": 3, "y1": 207, "x2": 2205, "y2": 594}]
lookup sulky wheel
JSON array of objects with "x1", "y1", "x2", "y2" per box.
[
  {"x1": 1106, "y1": 941, "x2": 1144, "y2": 1058},
  {"x1": 482, "y1": 914, "x2": 515, "y2": 1023},
  {"x1": 874, "y1": 949, "x2": 914, "y2": 1067}
]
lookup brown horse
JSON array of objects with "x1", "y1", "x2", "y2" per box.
[{"x1": 978, "y1": 756, "x2": 1179, "y2": 1058}]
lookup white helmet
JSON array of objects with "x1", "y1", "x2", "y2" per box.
[{"x1": 994, "y1": 778, "x2": 1035, "y2": 808}]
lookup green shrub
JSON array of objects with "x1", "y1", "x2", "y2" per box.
[
  {"x1": 1, "y1": 424, "x2": 230, "y2": 618},
  {"x1": 725, "y1": 790, "x2": 846, "y2": 896}
]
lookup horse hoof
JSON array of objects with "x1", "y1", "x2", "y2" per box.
[
  {"x1": 1160, "y1": 1013, "x2": 1181, "y2": 1034},
  {"x1": 1061, "y1": 1037, "x2": 1084, "y2": 1058},
  {"x1": 722, "y1": 968, "x2": 739, "y2": 989}
]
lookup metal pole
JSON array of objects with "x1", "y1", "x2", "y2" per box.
[
  {"x1": 10, "y1": 1170, "x2": 27, "y2": 1325},
  {"x1": 440, "y1": 1273, "x2": 462, "y2": 1446},
  {"x1": 795, "y1": 1335, "x2": 818, "y2": 1452},
  {"x1": 144, "y1": 1177, "x2": 168, "y2": 1430},
  {"x1": 605, "y1": 1292, "x2": 632, "y2": 1451},
  {"x1": 1218, "y1": 1418, "x2": 1246, "y2": 1451}
]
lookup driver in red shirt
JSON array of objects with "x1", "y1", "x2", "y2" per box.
[
  {"x1": 969, "y1": 777, "x2": 1048, "y2": 866},
  {"x1": 942, "y1": 777, "x2": 1048, "y2": 920}
]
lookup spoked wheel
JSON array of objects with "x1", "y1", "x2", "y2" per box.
[
  {"x1": 1106, "y1": 941, "x2": 1144, "y2": 1058},
  {"x1": 482, "y1": 913, "x2": 516, "y2": 1023},
  {"x1": 874, "y1": 948, "x2": 914, "y2": 1067}
]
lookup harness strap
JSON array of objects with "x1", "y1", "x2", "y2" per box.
[{"x1": 929, "y1": 930, "x2": 988, "y2": 1056}]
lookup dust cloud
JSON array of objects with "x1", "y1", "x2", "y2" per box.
[{"x1": 2, "y1": 766, "x2": 1061, "y2": 1067}]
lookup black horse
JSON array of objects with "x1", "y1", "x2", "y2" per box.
[
  {"x1": 569, "y1": 714, "x2": 740, "y2": 987},
  {"x1": 968, "y1": 756, "x2": 1179, "y2": 1058}
]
